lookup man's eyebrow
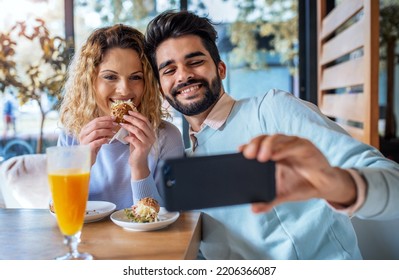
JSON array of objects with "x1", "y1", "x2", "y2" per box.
[
  {"x1": 158, "y1": 60, "x2": 173, "y2": 72},
  {"x1": 158, "y1": 51, "x2": 207, "y2": 72},
  {"x1": 185, "y1": 51, "x2": 206, "y2": 59}
]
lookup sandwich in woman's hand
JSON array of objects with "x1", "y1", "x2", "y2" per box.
[{"x1": 110, "y1": 100, "x2": 137, "y2": 124}]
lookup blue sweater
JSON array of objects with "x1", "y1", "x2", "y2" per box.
[
  {"x1": 58, "y1": 120, "x2": 185, "y2": 210},
  {"x1": 191, "y1": 89, "x2": 399, "y2": 259}
]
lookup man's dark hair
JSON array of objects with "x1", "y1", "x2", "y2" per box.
[{"x1": 144, "y1": 10, "x2": 221, "y2": 81}]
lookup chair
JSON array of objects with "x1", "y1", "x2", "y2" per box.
[
  {"x1": 0, "y1": 154, "x2": 50, "y2": 208},
  {"x1": 0, "y1": 187, "x2": 5, "y2": 208},
  {"x1": 317, "y1": 0, "x2": 379, "y2": 148},
  {"x1": 351, "y1": 217, "x2": 399, "y2": 259}
]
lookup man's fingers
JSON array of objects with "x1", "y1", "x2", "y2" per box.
[
  {"x1": 241, "y1": 135, "x2": 268, "y2": 160},
  {"x1": 251, "y1": 202, "x2": 275, "y2": 213},
  {"x1": 256, "y1": 134, "x2": 296, "y2": 162}
]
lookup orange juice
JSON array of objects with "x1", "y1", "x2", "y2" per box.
[{"x1": 48, "y1": 170, "x2": 90, "y2": 236}]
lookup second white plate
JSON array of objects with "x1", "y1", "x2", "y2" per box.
[
  {"x1": 84, "y1": 201, "x2": 116, "y2": 223},
  {"x1": 50, "y1": 201, "x2": 116, "y2": 223},
  {"x1": 110, "y1": 207, "x2": 180, "y2": 231}
]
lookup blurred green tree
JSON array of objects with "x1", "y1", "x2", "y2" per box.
[
  {"x1": 183, "y1": 0, "x2": 298, "y2": 72},
  {"x1": 228, "y1": 0, "x2": 298, "y2": 72},
  {"x1": 0, "y1": 18, "x2": 71, "y2": 153}
]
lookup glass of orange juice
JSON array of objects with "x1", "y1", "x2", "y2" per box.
[{"x1": 46, "y1": 145, "x2": 92, "y2": 260}]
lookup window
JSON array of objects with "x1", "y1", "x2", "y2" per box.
[
  {"x1": 1, "y1": 0, "x2": 299, "y2": 156},
  {"x1": 0, "y1": 0, "x2": 65, "y2": 158},
  {"x1": 188, "y1": 0, "x2": 298, "y2": 99}
]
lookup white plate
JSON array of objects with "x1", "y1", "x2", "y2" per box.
[
  {"x1": 110, "y1": 207, "x2": 180, "y2": 231},
  {"x1": 84, "y1": 201, "x2": 116, "y2": 223},
  {"x1": 50, "y1": 201, "x2": 116, "y2": 223}
]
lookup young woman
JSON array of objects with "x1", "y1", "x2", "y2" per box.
[{"x1": 58, "y1": 24, "x2": 184, "y2": 209}]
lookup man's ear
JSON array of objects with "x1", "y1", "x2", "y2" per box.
[{"x1": 218, "y1": 61, "x2": 227, "y2": 80}]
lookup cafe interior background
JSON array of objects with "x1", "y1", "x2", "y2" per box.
[
  {"x1": 0, "y1": 0, "x2": 399, "y2": 259},
  {"x1": 1, "y1": 0, "x2": 399, "y2": 159}
]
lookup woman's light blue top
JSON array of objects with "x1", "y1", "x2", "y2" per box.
[{"x1": 58, "y1": 120, "x2": 185, "y2": 210}]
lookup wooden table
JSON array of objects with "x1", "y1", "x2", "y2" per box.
[{"x1": 0, "y1": 209, "x2": 201, "y2": 260}]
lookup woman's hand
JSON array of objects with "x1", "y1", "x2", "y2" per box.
[
  {"x1": 120, "y1": 111, "x2": 156, "y2": 180},
  {"x1": 239, "y1": 134, "x2": 357, "y2": 213},
  {"x1": 78, "y1": 116, "x2": 117, "y2": 165}
]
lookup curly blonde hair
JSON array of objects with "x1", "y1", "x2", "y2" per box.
[{"x1": 59, "y1": 24, "x2": 166, "y2": 138}]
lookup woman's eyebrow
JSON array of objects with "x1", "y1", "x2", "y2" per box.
[{"x1": 99, "y1": 69, "x2": 118, "y2": 74}]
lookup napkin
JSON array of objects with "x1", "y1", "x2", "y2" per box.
[{"x1": 109, "y1": 127, "x2": 129, "y2": 145}]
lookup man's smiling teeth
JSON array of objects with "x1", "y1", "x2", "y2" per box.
[{"x1": 180, "y1": 85, "x2": 199, "y2": 94}]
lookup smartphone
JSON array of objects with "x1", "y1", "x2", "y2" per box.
[{"x1": 158, "y1": 152, "x2": 276, "y2": 211}]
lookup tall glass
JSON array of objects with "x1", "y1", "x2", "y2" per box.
[{"x1": 46, "y1": 145, "x2": 92, "y2": 260}]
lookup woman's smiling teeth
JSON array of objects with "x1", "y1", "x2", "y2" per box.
[{"x1": 110, "y1": 98, "x2": 133, "y2": 103}]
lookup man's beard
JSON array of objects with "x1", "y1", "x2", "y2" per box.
[{"x1": 165, "y1": 75, "x2": 222, "y2": 116}]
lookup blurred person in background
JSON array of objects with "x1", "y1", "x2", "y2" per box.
[{"x1": 2, "y1": 90, "x2": 17, "y2": 138}]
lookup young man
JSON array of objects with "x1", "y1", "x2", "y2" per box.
[{"x1": 144, "y1": 10, "x2": 399, "y2": 259}]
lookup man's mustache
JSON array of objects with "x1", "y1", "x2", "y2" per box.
[{"x1": 171, "y1": 79, "x2": 205, "y2": 97}]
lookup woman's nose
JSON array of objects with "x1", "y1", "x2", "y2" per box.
[{"x1": 116, "y1": 79, "x2": 131, "y2": 96}]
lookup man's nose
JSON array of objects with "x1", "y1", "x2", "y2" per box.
[{"x1": 176, "y1": 66, "x2": 194, "y2": 83}]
